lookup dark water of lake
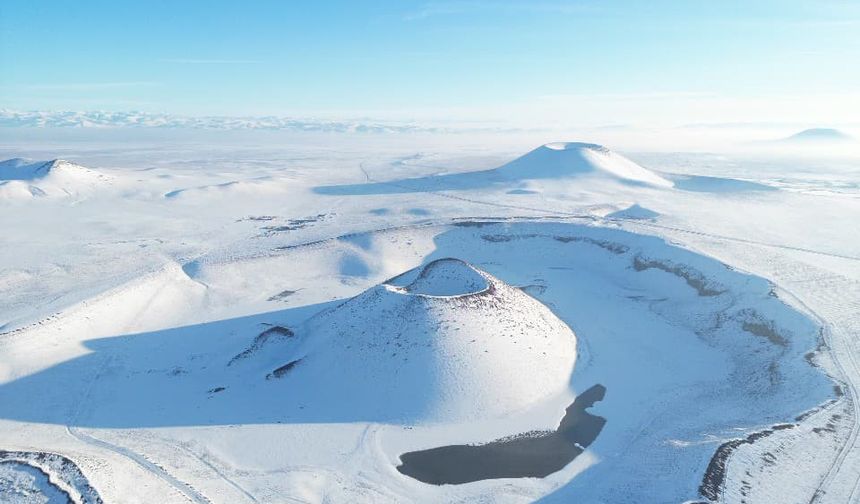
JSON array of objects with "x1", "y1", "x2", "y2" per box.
[{"x1": 397, "y1": 384, "x2": 606, "y2": 485}]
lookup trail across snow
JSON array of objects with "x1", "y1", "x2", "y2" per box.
[
  {"x1": 770, "y1": 270, "x2": 860, "y2": 503},
  {"x1": 65, "y1": 425, "x2": 211, "y2": 504},
  {"x1": 64, "y1": 352, "x2": 210, "y2": 504}
]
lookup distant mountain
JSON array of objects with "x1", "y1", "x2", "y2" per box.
[
  {"x1": 314, "y1": 142, "x2": 674, "y2": 199},
  {"x1": 0, "y1": 109, "x2": 445, "y2": 133},
  {"x1": 781, "y1": 128, "x2": 853, "y2": 143},
  {"x1": 497, "y1": 142, "x2": 674, "y2": 187},
  {"x1": 314, "y1": 141, "x2": 675, "y2": 196}
]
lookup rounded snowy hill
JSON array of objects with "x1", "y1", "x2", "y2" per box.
[
  {"x1": 497, "y1": 142, "x2": 673, "y2": 187},
  {"x1": 269, "y1": 258, "x2": 577, "y2": 422},
  {"x1": 0, "y1": 158, "x2": 113, "y2": 200},
  {"x1": 782, "y1": 128, "x2": 852, "y2": 143}
]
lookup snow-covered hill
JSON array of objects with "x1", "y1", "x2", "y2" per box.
[
  {"x1": 315, "y1": 141, "x2": 674, "y2": 198},
  {"x1": 781, "y1": 128, "x2": 853, "y2": 143},
  {"x1": 497, "y1": 142, "x2": 673, "y2": 187},
  {"x1": 0, "y1": 158, "x2": 113, "y2": 200},
  {"x1": 259, "y1": 258, "x2": 576, "y2": 422}
]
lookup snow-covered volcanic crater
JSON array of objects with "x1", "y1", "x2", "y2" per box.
[{"x1": 260, "y1": 258, "x2": 576, "y2": 422}]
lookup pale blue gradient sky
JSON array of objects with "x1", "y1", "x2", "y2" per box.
[{"x1": 1, "y1": 1, "x2": 858, "y2": 125}]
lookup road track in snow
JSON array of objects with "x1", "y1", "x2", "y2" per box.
[
  {"x1": 770, "y1": 273, "x2": 860, "y2": 504},
  {"x1": 65, "y1": 425, "x2": 211, "y2": 504},
  {"x1": 67, "y1": 355, "x2": 211, "y2": 504},
  {"x1": 173, "y1": 442, "x2": 259, "y2": 503}
]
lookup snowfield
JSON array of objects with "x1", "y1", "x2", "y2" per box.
[{"x1": 0, "y1": 130, "x2": 858, "y2": 503}]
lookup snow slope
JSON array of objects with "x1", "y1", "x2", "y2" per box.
[
  {"x1": 265, "y1": 258, "x2": 576, "y2": 422},
  {"x1": 0, "y1": 158, "x2": 113, "y2": 201},
  {"x1": 314, "y1": 141, "x2": 673, "y2": 199},
  {"x1": 497, "y1": 142, "x2": 674, "y2": 187},
  {"x1": 782, "y1": 128, "x2": 853, "y2": 143}
]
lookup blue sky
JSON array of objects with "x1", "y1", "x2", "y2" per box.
[{"x1": 1, "y1": 1, "x2": 858, "y2": 125}]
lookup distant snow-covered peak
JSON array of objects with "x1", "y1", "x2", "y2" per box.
[
  {"x1": 783, "y1": 128, "x2": 853, "y2": 143},
  {"x1": 498, "y1": 142, "x2": 673, "y2": 187},
  {"x1": 0, "y1": 109, "x2": 443, "y2": 133}
]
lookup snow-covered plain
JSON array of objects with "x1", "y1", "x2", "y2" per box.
[{"x1": 0, "y1": 129, "x2": 859, "y2": 503}]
